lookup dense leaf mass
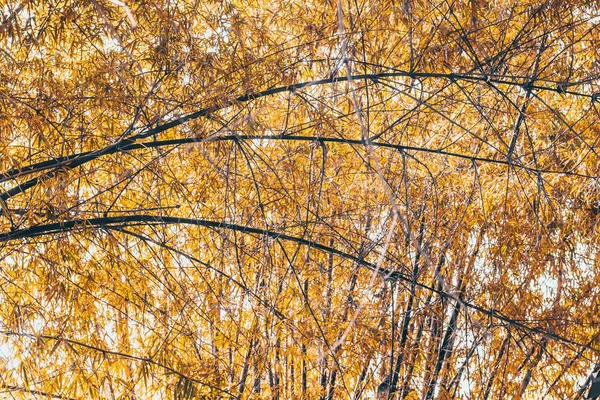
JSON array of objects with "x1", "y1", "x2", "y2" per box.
[{"x1": 1, "y1": 0, "x2": 600, "y2": 398}]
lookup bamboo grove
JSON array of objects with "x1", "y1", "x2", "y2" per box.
[{"x1": 1, "y1": 0, "x2": 600, "y2": 398}]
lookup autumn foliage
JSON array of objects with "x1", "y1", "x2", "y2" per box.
[{"x1": 1, "y1": 0, "x2": 600, "y2": 398}]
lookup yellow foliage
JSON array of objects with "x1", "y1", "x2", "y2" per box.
[{"x1": 0, "y1": 0, "x2": 599, "y2": 399}]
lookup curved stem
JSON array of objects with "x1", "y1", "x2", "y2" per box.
[{"x1": 0, "y1": 214, "x2": 595, "y2": 354}]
